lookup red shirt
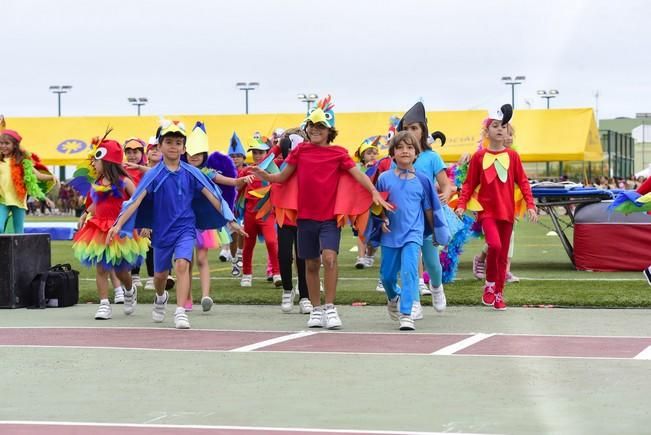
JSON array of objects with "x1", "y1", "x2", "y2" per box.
[
  {"x1": 284, "y1": 142, "x2": 356, "y2": 221},
  {"x1": 125, "y1": 167, "x2": 143, "y2": 185},
  {"x1": 457, "y1": 148, "x2": 534, "y2": 223},
  {"x1": 637, "y1": 177, "x2": 651, "y2": 195},
  {"x1": 239, "y1": 165, "x2": 267, "y2": 215}
]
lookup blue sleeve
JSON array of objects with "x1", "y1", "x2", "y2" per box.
[
  {"x1": 422, "y1": 181, "x2": 433, "y2": 211},
  {"x1": 376, "y1": 172, "x2": 388, "y2": 192},
  {"x1": 430, "y1": 152, "x2": 446, "y2": 176}
]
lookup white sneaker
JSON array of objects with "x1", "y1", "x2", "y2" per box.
[
  {"x1": 132, "y1": 275, "x2": 142, "y2": 288},
  {"x1": 231, "y1": 259, "x2": 242, "y2": 277},
  {"x1": 298, "y1": 298, "x2": 313, "y2": 314},
  {"x1": 506, "y1": 272, "x2": 521, "y2": 283},
  {"x1": 387, "y1": 297, "x2": 399, "y2": 321},
  {"x1": 324, "y1": 305, "x2": 342, "y2": 329},
  {"x1": 431, "y1": 284, "x2": 447, "y2": 313},
  {"x1": 411, "y1": 301, "x2": 423, "y2": 320},
  {"x1": 218, "y1": 248, "x2": 232, "y2": 262},
  {"x1": 114, "y1": 287, "x2": 125, "y2": 304},
  {"x1": 281, "y1": 289, "x2": 295, "y2": 313},
  {"x1": 354, "y1": 257, "x2": 366, "y2": 269},
  {"x1": 240, "y1": 274, "x2": 252, "y2": 287},
  {"x1": 144, "y1": 278, "x2": 155, "y2": 290},
  {"x1": 364, "y1": 255, "x2": 375, "y2": 268},
  {"x1": 399, "y1": 314, "x2": 415, "y2": 331},
  {"x1": 174, "y1": 307, "x2": 191, "y2": 329},
  {"x1": 375, "y1": 279, "x2": 385, "y2": 293},
  {"x1": 419, "y1": 279, "x2": 432, "y2": 296},
  {"x1": 152, "y1": 291, "x2": 168, "y2": 323},
  {"x1": 273, "y1": 274, "x2": 283, "y2": 288},
  {"x1": 307, "y1": 307, "x2": 325, "y2": 328},
  {"x1": 123, "y1": 286, "x2": 137, "y2": 315},
  {"x1": 94, "y1": 302, "x2": 112, "y2": 320},
  {"x1": 201, "y1": 296, "x2": 214, "y2": 312}
]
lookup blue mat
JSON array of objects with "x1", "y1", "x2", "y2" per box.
[{"x1": 23, "y1": 222, "x2": 77, "y2": 240}]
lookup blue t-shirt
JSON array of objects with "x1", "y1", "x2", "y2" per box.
[
  {"x1": 376, "y1": 170, "x2": 432, "y2": 248},
  {"x1": 147, "y1": 164, "x2": 204, "y2": 247},
  {"x1": 413, "y1": 149, "x2": 446, "y2": 183}
]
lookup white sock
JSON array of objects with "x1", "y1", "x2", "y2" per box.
[
  {"x1": 485, "y1": 281, "x2": 496, "y2": 287},
  {"x1": 156, "y1": 293, "x2": 167, "y2": 303},
  {"x1": 236, "y1": 248, "x2": 243, "y2": 256},
  {"x1": 114, "y1": 286, "x2": 122, "y2": 293},
  {"x1": 174, "y1": 306, "x2": 185, "y2": 315},
  {"x1": 100, "y1": 298, "x2": 110, "y2": 305}
]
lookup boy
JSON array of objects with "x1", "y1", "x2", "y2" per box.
[
  {"x1": 251, "y1": 95, "x2": 391, "y2": 329},
  {"x1": 107, "y1": 120, "x2": 246, "y2": 329}
]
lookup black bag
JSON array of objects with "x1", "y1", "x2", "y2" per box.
[{"x1": 30, "y1": 264, "x2": 79, "y2": 308}]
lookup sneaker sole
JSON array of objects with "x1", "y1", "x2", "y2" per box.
[
  {"x1": 175, "y1": 322, "x2": 191, "y2": 329},
  {"x1": 399, "y1": 325, "x2": 415, "y2": 331},
  {"x1": 326, "y1": 323, "x2": 342, "y2": 330},
  {"x1": 201, "y1": 299, "x2": 213, "y2": 312}
]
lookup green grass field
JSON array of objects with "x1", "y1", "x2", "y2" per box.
[{"x1": 36, "y1": 215, "x2": 650, "y2": 307}]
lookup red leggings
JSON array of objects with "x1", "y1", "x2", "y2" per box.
[
  {"x1": 242, "y1": 212, "x2": 280, "y2": 275},
  {"x1": 481, "y1": 218, "x2": 514, "y2": 293}
]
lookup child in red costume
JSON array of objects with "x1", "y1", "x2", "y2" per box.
[
  {"x1": 455, "y1": 105, "x2": 537, "y2": 310},
  {"x1": 239, "y1": 138, "x2": 281, "y2": 288}
]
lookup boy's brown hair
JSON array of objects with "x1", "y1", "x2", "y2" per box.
[{"x1": 388, "y1": 131, "x2": 421, "y2": 157}]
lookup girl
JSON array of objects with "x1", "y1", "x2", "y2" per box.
[
  {"x1": 184, "y1": 122, "x2": 251, "y2": 311},
  {"x1": 239, "y1": 138, "x2": 281, "y2": 288},
  {"x1": 73, "y1": 137, "x2": 148, "y2": 320},
  {"x1": 397, "y1": 102, "x2": 455, "y2": 317},
  {"x1": 472, "y1": 124, "x2": 521, "y2": 283},
  {"x1": 0, "y1": 129, "x2": 57, "y2": 233},
  {"x1": 456, "y1": 105, "x2": 537, "y2": 310},
  {"x1": 353, "y1": 139, "x2": 380, "y2": 269},
  {"x1": 123, "y1": 138, "x2": 148, "y2": 288},
  {"x1": 229, "y1": 132, "x2": 247, "y2": 276},
  {"x1": 377, "y1": 131, "x2": 439, "y2": 330}
]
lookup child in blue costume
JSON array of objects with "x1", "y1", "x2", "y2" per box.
[
  {"x1": 107, "y1": 120, "x2": 246, "y2": 329},
  {"x1": 377, "y1": 131, "x2": 445, "y2": 331}
]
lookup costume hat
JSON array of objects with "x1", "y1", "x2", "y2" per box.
[
  {"x1": 487, "y1": 104, "x2": 513, "y2": 126},
  {"x1": 186, "y1": 121, "x2": 210, "y2": 156},
  {"x1": 228, "y1": 131, "x2": 246, "y2": 156},
  {"x1": 304, "y1": 95, "x2": 335, "y2": 128},
  {"x1": 247, "y1": 136, "x2": 270, "y2": 152},
  {"x1": 158, "y1": 119, "x2": 186, "y2": 138},
  {"x1": 397, "y1": 102, "x2": 426, "y2": 131}
]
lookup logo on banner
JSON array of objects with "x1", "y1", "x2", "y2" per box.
[{"x1": 56, "y1": 139, "x2": 87, "y2": 154}]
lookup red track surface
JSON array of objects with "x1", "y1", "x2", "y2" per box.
[{"x1": 1, "y1": 328, "x2": 649, "y2": 359}]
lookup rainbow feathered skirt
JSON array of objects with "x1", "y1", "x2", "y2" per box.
[{"x1": 72, "y1": 217, "x2": 149, "y2": 271}]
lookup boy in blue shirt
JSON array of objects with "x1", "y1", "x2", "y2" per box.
[
  {"x1": 376, "y1": 130, "x2": 440, "y2": 330},
  {"x1": 107, "y1": 120, "x2": 246, "y2": 329}
]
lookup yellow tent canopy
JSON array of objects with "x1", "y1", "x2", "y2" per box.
[{"x1": 5, "y1": 108, "x2": 602, "y2": 165}]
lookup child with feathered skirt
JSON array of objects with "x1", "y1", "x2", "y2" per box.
[{"x1": 72, "y1": 138, "x2": 148, "y2": 320}]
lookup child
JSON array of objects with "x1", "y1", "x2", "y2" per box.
[
  {"x1": 239, "y1": 137, "x2": 281, "y2": 287},
  {"x1": 123, "y1": 137, "x2": 148, "y2": 288},
  {"x1": 184, "y1": 122, "x2": 251, "y2": 311},
  {"x1": 377, "y1": 131, "x2": 439, "y2": 330},
  {"x1": 251, "y1": 95, "x2": 391, "y2": 329},
  {"x1": 274, "y1": 130, "x2": 312, "y2": 314},
  {"x1": 472, "y1": 124, "x2": 520, "y2": 283},
  {"x1": 455, "y1": 105, "x2": 537, "y2": 310},
  {"x1": 353, "y1": 139, "x2": 380, "y2": 269},
  {"x1": 0, "y1": 129, "x2": 57, "y2": 233},
  {"x1": 125, "y1": 137, "x2": 176, "y2": 292},
  {"x1": 108, "y1": 120, "x2": 246, "y2": 329},
  {"x1": 228, "y1": 132, "x2": 247, "y2": 276},
  {"x1": 72, "y1": 136, "x2": 148, "y2": 320},
  {"x1": 397, "y1": 102, "x2": 455, "y2": 317}
]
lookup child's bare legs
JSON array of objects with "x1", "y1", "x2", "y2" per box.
[
  {"x1": 321, "y1": 249, "x2": 338, "y2": 305},
  {"x1": 114, "y1": 269, "x2": 133, "y2": 289},
  {"x1": 109, "y1": 270, "x2": 121, "y2": 289},
  {"x1": 96, "y1": 265, "x2": 110, "y2": 301},
  {"x1": 153, "y1": 272, "x2": 168, "y2": 296},
  {"x1": 305, "y1": 258, "x2": 322, "y2": 307},
  {"x1": 174, "y1": 258, "x2": 191, "y2": 308},
  {"x1": 196, "y1": 248, "x2": 211, "y2": 298}
]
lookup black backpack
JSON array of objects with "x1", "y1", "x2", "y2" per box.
[{"x1": 30, "y1": 264, "x2": 80, "y2": 308}]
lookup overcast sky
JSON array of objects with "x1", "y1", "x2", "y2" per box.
[{"x1": 3, "y1": 0, "x2": 649, "y2": 120}]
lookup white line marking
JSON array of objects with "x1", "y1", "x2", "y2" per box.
[
  {"x1": 229, "y1": 331, "x2": 317, "y2": 352},
  {"x1": 634, "y1": 345, "x2": 651, "y2": 360},
  {"x1": 0, "y1": 420, "x2": 497, "y2": 435},
  {"x1": 431, "y1": 333, "x2": 495, "y2": 355}
]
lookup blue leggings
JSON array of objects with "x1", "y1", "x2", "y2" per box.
[
  {"x1": 421, "y1": 235, "x2": 442, "y2": 288},
  {"x1": 0, "y1": 204, "x2": 26, "y2": 234},
  {"x1": 380, "y1": 242, "x2": 420, "y2": 315}
]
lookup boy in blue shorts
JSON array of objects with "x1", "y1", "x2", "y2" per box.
[{"x1": 107, "y1": 120, "x2": 246, "y2": 329}]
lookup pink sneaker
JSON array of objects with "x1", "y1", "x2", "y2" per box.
[
  {"x1": 473, "y1": 255, "x2": 486, "y2": 280},
  {"x1": 493, "y1": 291, "x2": 507, "y2": 310},
  {"x1": 184, "y1": 300, "x2": 193, "y2": 312},
  {"x1": 482, "y1": 284, "x2": 496, "y2": 306}
]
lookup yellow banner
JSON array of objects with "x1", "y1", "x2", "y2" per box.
[{"x1": 5, "y1": 108, "x2": 602, "y2": 165}]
